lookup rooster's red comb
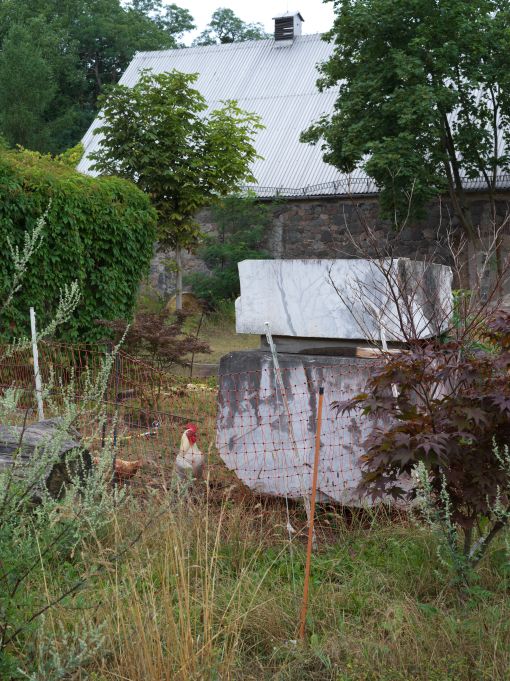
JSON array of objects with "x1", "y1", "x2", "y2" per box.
[{"x1": 185, "y1": 423, "x2": 197, "y2": 433}]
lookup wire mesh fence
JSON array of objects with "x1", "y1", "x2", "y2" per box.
[
  {"x1": 0, "y1": 342, "x2": 222, "y2": 494},
  {"x1": 216, "y1": 355, "x2": 383, "y2": 505},
  {"x1": 0, "y1": 342, "x2": 380, "y2": 504}
]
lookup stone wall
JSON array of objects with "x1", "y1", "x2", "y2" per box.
[
  {"x1": 148, "y1": 193, "x2": 510, "y2": 298},
  {"x1": 269, "y1": 195, "x2": 450, "y2": 262},
  {"x1": 148, "y1": 209, "x2": 216, "y2": 296}
]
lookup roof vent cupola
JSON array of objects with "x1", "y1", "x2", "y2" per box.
[{"x1": 273, "y1": 11, "x2": 304, "y2": 41}]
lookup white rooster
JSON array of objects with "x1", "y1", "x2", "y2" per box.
[{"x1": 175, "y1": 423, "x2": 204, "y2": 481}]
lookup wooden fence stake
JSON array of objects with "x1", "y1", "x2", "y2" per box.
[{"x1": 299, "y1": 386, "x2": 324, "y2": 641}]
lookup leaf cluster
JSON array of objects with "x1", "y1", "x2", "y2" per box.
[
  {"x1": 303, "y1": 0, "x2": 510, "y2": 229},
  {"x1": 0, "y1": 147, "x2": 157, "y2": 342},
  {"x1": 97, "y1": 311, "x2": 210, "y2": 370},
  {"x1": 187, "y1": 194, "x2": 271, "y2": 308},
  {"x1": 193, "y1": 8, "x2": 269, "y2": 46},
  {"x1": 0, "y1": 0, "x2": 194, "y2": 153},
  {"x1": 90, "y1": 69, "x2": 263, "y2": 251},
  {"x1": 337, "y1": 310, "x2": 510, "y2": 529}
]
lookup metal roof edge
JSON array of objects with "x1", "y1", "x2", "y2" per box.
[
  {"x1": 243, "y1": 176, "x2": 510, "y2": 200},
  {"x1": 132, "y1": 32, "x2": 325, "y2": 59},
  {"x1": 272, "y1": 11, "x2": 305, "y2": 21}
]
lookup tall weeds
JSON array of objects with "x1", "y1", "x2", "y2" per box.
[
  {"x1": 87, "y1": 496, "x2": 289, "y2": 681},
  {"x1": 51, "y1": 500, "x2": 510, "y2": 681}
]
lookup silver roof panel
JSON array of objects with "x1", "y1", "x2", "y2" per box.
[{"x1": 78, "y1": 34, "x2": 509, "y2": 198}]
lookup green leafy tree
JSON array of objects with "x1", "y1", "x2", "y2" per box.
[
  {"x1": 70, "y1": 0, "x2": 185, "y2": 97},
  {"x1": 193, "y1": 7, "x2": 269, "y2": 46},
  {"x1": 90, "y1": 69, "x2": 263, "y2": 309},
  {"x1": 302, "y1": 0, "x2": 510, "y2": 241},
  {"x1": 188, "y1": 194, "x2": 271, "y2": 309},
  {"x1": 129, "y1": 0, "x2": 195, "y2": 43},
  {"x1": 0, "y1": 14, "x2": 89, "y2": 152},
  {"x1": 0, "y1": 0, "x2": 195, "y2": 152},
  {"x1": 0, "y1": 24, "x2": 56, "y2": 150}
]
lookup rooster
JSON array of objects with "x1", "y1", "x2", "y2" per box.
[
  {"x1": 175, "y1": 423, "x2": 204, "y2": 481},
  {"x1": 93, "y1": 456, "x2": 143, "y2": 482}
]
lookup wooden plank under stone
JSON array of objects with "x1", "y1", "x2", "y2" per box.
[{"x1": 259, "y1": 335, "x2": 405, "y2": 357}]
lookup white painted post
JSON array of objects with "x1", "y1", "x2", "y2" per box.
[
  {"x1": 30, "y1": 307, "x2": 44, "y2": 421},
  {"x1": 265, "y1": 322, "x2": 300, "y2": 464},
  {"x1": 365, "y1": 300, "x2": 399, "y2": 399}
]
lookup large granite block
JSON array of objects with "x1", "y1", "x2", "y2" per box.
[{"x1": 235, "y1": 258, "x2": 452, "y2": 341}]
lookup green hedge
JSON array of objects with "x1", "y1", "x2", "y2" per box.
[{"x1": 0, "y1": 149, "x2": 157, "y2": 342}]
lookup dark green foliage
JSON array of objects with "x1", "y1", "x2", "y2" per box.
[
  {"x1": 193, "y1": 8, "x2": 269, "y2": 46},
  {"x1": 0, "y1": 0, "x2": 194, "y2": 153},
  {"x1": 90, "y1": 70, "x2": 262, "y2": 251},
  {"x1": 0, "y1": 23, "x2": 57, "y2": 151},
  {"x1": 129, "y1": 1, "x2": 195, "y2": 43},
  {"x1": 90, "y1": 69, "x2": 262, "y2": 309},
  {"x1": 302, "y1": 0, "x2": 510, "y2": 236},
  {"x1": 187, "y1": 195, "x2": 271, "y2": 308},
  {"x1": 0, "y1": 148, "x2": 157, "y2": 342},
  {"x1": 0, "y1": 2, "x2": 268, "y2": 153}
]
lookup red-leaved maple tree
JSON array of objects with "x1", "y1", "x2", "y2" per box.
[{"x1": 338, "y1": 310, "x2": 510, "y2": 561}]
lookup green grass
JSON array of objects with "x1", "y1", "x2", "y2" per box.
[
  {"x1": 17, "y1": 498, "x2": 510, "y2": 680},
  {"x1": 184, "y1": 300, "x2": 259, "y2": 364}
]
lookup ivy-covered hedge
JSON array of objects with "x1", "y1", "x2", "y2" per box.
[{"x1": 0, "y1": 149, "x2": 157, "y2": 342}]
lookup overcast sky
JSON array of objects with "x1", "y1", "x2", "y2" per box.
[{"x1": 171, "y1": 1, "x2": 335, "y2": 43}]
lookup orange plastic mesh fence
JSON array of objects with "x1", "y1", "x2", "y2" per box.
[
  {"x1": 215, "y1": 358, "x2": 382, "y2": 504},
  {"x1": 0, "y1": 342, "x2": 379, "y2": 500}
]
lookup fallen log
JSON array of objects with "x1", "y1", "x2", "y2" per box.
[{"x1": 0, "y1": 418, "x2": 92, "y2": 501}]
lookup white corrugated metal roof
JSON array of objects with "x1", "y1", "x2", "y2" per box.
[
  {"x1": 78, "y1": 34, "x2": 510, "y2": 198},
  {"x1": 78, "y1": 34, "x2": 368, "y2": 196}
]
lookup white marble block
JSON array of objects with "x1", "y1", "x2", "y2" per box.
[
  {"x1": 217, "y1": 352, "x2": 383, "y2": 504},
  {"x1": 235, "y1": 258, "x2": 452, "y2": 341}
]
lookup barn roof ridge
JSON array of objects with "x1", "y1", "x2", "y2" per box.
[{"x1": 133, "y1": 32, "x2": 325, "y2": 59}]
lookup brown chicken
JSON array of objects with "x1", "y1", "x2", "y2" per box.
[{"x1": 92, "y1": 456, "x2": 143, "y2": 481}]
